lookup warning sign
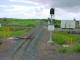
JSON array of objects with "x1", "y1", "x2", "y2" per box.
[{"x1": 48, "y1": 25, "x2": 54, "y2": 31}]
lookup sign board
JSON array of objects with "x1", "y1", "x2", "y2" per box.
[
  {"x1": 0, "y1": 24, "x2": 1, "y2": 27},
  {"x1": 48, "y1": 25, "x2": 54, "y2": 31},
  {"x1": 61, "y1": 20, "x2": 75, "y2": 29}
]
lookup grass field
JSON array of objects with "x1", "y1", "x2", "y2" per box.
[
  {"x1": 0, "y1": 18, "x2": 40, "y2": 45},
  {"x1": 0, "y1": 27, "x2": 31, "y2": 45},
  {"x1": 0, "y1": 18, "x2": 39, "y2": 26},
  {"x1": 0, "y1": 31, "x2": 26, "y2": 38},
  {"x1": 0, "y1": 18, "x2": 40, "y2": 39},
  {"x1": 0, "y1": 27, "x2": 32, "y2": 38},
  {"x1": 53, "y1": 31, "x2": 80, "y2": 54}
]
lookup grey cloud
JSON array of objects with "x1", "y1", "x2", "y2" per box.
[
  {"x1": 29, "y1": 0, "x2": 80, "y2": 12},
  {"x1": 51, "y1": 0, "x2": 80, "y2": 7},
  {"x1": 50, "y1": 0, "x2": 80, "y2": 12}
]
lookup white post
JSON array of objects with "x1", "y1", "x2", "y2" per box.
[
  {"x1": 48, "y1": 15, "x2": 54, "y2": 43},
  {"x1": 48, "y1": 31, "x2": 53, "y2": 43}
]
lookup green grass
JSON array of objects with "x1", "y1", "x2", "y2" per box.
[
  {"x1": 0, "y1": 18, "x2": 39, "y2": 26},
  {"x1": 53, "y1": 31, "x2": 80, "y2": 45},
  {"x1": 58, "y1": 47, "x2": 68, "y2": 53},
  {"x1": 0, "y1": 19, "x2": 39, "y2": 38},
  {"x1": 73, "y1": 44, "x2": 80, "y2": 52},
  {"x1": 0, "y1": 31, "x2": 27, "y2": 38},
  {"x1": 0, "y1": 27, "x2": 5, "y2": 31},
  {"x1": 9, "y1": 31, "x2": 26, "y2": 37},
  {"x1": 53, "y1": 31, "x2": 80, "y2": 54},
  {"x1": 58, "y1": 44, "x2": 80, "y2": 54},
  {"x1": 0, "y1": 27, "x2": 31, "y2": 31},
  {"x1": 58, "y1": 47, "x2": 74, "y2": 54},
  {"x1": 0, "y1": 27, "x2": 31, "y2": 38}
]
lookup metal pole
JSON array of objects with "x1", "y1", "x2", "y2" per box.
[
  {"x1": 51, "y1": 15, "x2": 53, "y2": 22},
  {"x1": 49, "y1": 31, "x2": 53, "y2": 42},
  {"x1": 48, "y1": 15, "x2": 53, "y2": 43}
]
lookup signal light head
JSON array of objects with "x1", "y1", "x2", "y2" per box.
[{"x1": 50, "y1": 8, "x2": 55, "y2": 15}]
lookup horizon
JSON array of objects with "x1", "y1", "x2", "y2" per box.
[{"x1": 0, "y1": 18, "x2": 80, "y2": 21}]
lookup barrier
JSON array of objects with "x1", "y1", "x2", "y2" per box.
[
  {"x1": 67, "y1": 38, "x2": 72, "y2": 47},
  {"x1": 3, "y1": 27, "x2": 10, "y2": 40}
]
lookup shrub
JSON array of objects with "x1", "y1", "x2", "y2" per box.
[
  {"x1": 58, "y1": 47, "x2": 67, "y2": 53},
  {"x1": 55, "y1": 39, "x2": 65, "y2": 45},
  {"x1": 54, "y1": 24, "x2": 60, "y2": 28}
]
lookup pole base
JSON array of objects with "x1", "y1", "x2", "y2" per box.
[{"x1": 48, "y1": 40, "x2": 53, "y2": 43}]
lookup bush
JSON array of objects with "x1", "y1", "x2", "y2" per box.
[
  {"x1": 54, "y1": 24, "x2": 60, "y2": 28},
  {"x1": 0, "y1": 40, "x2": 2, "y2": 45},
  {"x1": 55, "y1": 39, "x2": 65, "y2": 45}
]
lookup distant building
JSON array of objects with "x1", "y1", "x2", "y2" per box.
[
  {"x1": 75, "y1": 21, "x2": 80, "y2": 26},
  {"x1": 61, "y1": 20, "x2": 75, "y2": 29},
  {"x1": 75, "y1": 21, "x2": 79, "y2": 26},
  {"x1": 74, "y1": 18, "x2": 80, "y2": 28}
]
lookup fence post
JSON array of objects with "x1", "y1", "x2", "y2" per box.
[
  {"x1": 3, "y1": 30, "x2": 6, "y2": 40},
  {"x1": 71, "y1": 38, "x2": 72, "y2": 48}
]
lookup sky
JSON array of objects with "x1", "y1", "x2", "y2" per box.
[{"x1": 0, "y1": 0, "x2": 80, "y2": 20}]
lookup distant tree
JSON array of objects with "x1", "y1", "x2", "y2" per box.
[{"x1": 3, "y1": 17, "x2": 7, "y2": 21}]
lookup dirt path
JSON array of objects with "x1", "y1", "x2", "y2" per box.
[
  {"x1": 0, "y1": 40, "x2": 16, "y2": 53},
  {"x1": 0, "y1": 39, "x2": 16, "y2": 60}
]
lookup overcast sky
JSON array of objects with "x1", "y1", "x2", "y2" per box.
[{"x1": 0, "y1": 0, "x2": 80, "y2": 20}]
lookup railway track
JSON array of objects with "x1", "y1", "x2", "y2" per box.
[{"x1": 11, "y1": 26, "x2": 42, "y2": 60}]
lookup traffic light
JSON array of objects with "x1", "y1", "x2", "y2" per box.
[{"x1": 50, "y1": 8, "x2": 55, "y2": 15}]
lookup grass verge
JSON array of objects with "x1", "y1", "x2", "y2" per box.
[
  {"x1": 53, "y1": 31, "x2": 80, "y2": 45},
  {"x1": 58, "y1": 44, "x2": 80, "y2": 54}
]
